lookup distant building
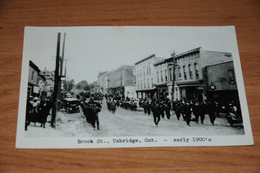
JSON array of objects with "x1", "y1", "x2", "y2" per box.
[
  {"x1": 107, "y1": 66, "x2": 136, "y2": 99},
  {"x1": 97, "y1": 71, "x2": 109, "y2": 95},
  {"x1": 135, "y1": 54, "x2": 165, "y2": 99},
  {"x1": 39, "y1": 67, "x2": 54, "y2": 97},
  {"x1": 90, "y1": 81, "x2": 99, "y2": 93}
]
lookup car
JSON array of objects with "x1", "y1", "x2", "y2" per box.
[{"x1": 62, "y1": 98, "x2": 80, "y2": 113}]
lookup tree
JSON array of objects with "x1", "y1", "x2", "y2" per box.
[{"x1": 63, "y1": 79, "x2": 75, "y2": 92}]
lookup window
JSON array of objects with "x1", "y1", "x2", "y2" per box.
[
  {"x1": 147, "y1": 79, "x2": 149, "y2": 88},
  {"x1": 140, "y1": 69, "x2": 142, "y2": 77},
  {"x1": 137, "y1": 81, "x2": 139, "y2": 89},
  {"x1": 169, "y1": 68, "x2": 172, "y2": 81},
  {"x1": 188, "y1": 64, "x2": 193, "y2": 79},
  {"x1": 161, "y1": 71, "x2": 163, "y2": 82},
  {"x1": 165, "y1": 70, "x2": 167, "y2": 81},
  {"x1": 228, "y1": 69, "x2": 235, "y2": 84},
  {"x1": 194, "y1": 63, "x2": 199, "y2": 80},
  {"x1": 144, "y1": 78, "x2": 146, "y2": 88},
  {"x1": 178, "y1": 66, "x2": 181, "y2": 80},
  {"x1": 157, "y1": 72, "x2": 159, "y2": 82},
  {"x1": 141, "y1": 80, "x2": 142, "y2": 89},
  {"x1": 143, "y1": 66, "x2": 145, "y2": 76},
  {"x1": 183, "y1": 65, "x2": 187, "y2": 80},
  {"x1": 31, "y1": 71, "x2": 34, "y2": 80},
  {"x1": 147, "y1": 66, "x2": 149, "y2": 75}
]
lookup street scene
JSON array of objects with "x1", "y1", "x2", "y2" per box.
[
  {"x1": 25, "y1": 94, "x2": 244, "y2": 137},
  {"x1": 17, "y1": 26, "x2": 253, "y2": 148}
]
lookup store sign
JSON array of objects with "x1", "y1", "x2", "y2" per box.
[{"x1": 210, "y1": 84, "x2": 216, "y2": 90}]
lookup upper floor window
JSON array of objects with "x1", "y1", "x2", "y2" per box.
[
  {"x1": 183, "y1": 65, "x2": 187, "y2": 80},
  {"x1": 157, "y1": 72, "x2": 159, "y2": 82},
  {"x1": 161, "y1": 70, "x2": 163, "y2": 82},
  {"x1": 188, "y1": 64, "x2": 193, "y2": 79},
  {"x1": 194, "y1": 63, "x2": 199, "y2": 80},
  {"x1": 169, "y1": 68, "x2": 172, "y2": 81},
  {"x1": 178, "y1": 66, "x2": 182, "y2": 80},
  {"x1": 31, "y1": 71, "x2": 34, "y2": 80},
  {"x1": 165, "y1": 69, "x2": 167, "y2": 81},
  {"x1": 228, "y1": 69, "x2": 236, "y2": 84}
]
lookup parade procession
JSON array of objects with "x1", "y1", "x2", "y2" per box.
[{"x1": 23, "y1": 30, "x2": 245, "y2": 137}]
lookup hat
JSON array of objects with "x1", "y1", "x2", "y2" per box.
[{"x1": 33, "y1": 97, "x2": 39, "y2": 101}]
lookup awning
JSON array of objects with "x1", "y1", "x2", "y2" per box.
[
  {"x1": 176, "y1": 81, "x2": 201, "y2": 88},
  {"x1": 153, "y1": 83, "x2": 168, "y2": 87},
  {"x1": 136, "y1": 88, "x2": 156, "y2": 92}
]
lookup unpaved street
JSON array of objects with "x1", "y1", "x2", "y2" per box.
[{"x1": 25, "y1": 101, "x2": 244, "y2": 137}]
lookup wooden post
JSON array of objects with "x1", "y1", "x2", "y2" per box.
[
  {"x1": 51, "y1": 32, "x2": 61, "y2": 128},
  {"x1": 171, "y1": 51, "x2": 176, "y2": 109}
]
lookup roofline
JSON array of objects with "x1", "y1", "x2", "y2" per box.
[
  {"x1": 205, "y1": 60, "x2": 233, "y2": 68},
  {"x1": 174, "y1": 47, "x2": 201, "y2": 59},
  {"x1": 134, "y1": 54, "x2": 156, "y2": 65},
  {"x1": 29, "y1": 60, "x2": 40, "y2": 72}
]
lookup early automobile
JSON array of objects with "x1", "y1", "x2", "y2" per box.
[{"x1": 62, "y1": 97, "x2": 80, "y2": 113}]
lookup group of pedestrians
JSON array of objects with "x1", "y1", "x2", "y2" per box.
[
  {"x1": 140, "y1": 97, "x2": 171, "y2": 126},
  {"x1": 140, "y1": 97, "x2": 235, "y2": 127},
  {"x1": 25, "y1": 96, "x2": 53, "y2": 130}
]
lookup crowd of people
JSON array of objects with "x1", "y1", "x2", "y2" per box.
[
  {"x1": 25, "y1": 96, "x2": 53, "y2": 130},
  {"x1": 25, "y1": 90, "x2": 242, "y2": 131},
  {"x1": 139, "y1": 97, "x2": 242, "y2": 127}
]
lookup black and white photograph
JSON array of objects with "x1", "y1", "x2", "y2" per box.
[{"x1": 16, "y1": 26, "x2": 253, "y2": 148}]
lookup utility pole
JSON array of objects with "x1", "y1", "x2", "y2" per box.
[
  {"x1": 171, "y1": 51, "x2": 176, "y2": 109},
  {"x1": 51, "y1": 32, "x2": 61, "y2": 128},
  {"x1": 57, "y1": 33, "x2": 66, "y2": 110}
]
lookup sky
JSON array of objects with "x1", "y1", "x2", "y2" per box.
[{"x1": 23, "y1": 26, "x2": 236, "y2": 84}]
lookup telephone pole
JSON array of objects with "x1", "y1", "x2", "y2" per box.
[
  {"x1": 51, "y1": 32, "x2": 61, "y2": 128},
  {"x1": 171, "y1": 51, "x2": 176, "y2": 109}
]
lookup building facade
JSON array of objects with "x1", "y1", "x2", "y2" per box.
[
  {"x1": 107, "y1": 65, "x2": 136, "y2": 99},
  {"x1": 205, "y1": 61, "x2": 238, "y2": 105},
  {"x1": 40, "y1": 67, "x2": 54, "y2": 97},
  {"x1": 97, "y1": 71, "x2": 109, "y2": 95},
  {"x1": 135, "y1": 54, "x2": 165, "y2": 99},
  {"x1": 173, "y1": 47, "x2": 233, "y2": 102},
  {"x1": 28, "y1": 60, "x2": 46, "y2": 98}
]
